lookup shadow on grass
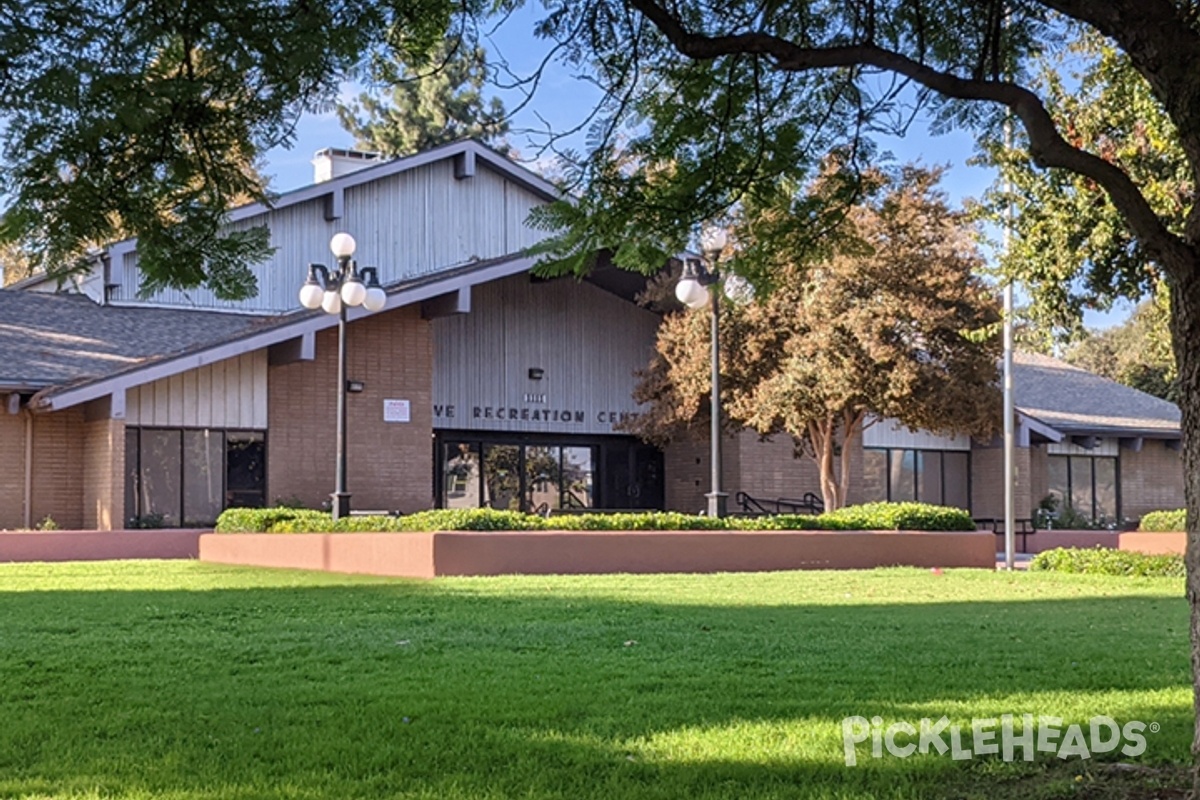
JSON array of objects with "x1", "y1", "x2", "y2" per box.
[{"x1": 0, "y1": 568, "x2": 1189, "y2": 799}]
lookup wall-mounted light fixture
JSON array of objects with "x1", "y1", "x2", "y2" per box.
[
  {"x1": 346, "y1": 380, "x2": 366, "y2": 394},
  {"x1": 528, "y1": 368, "x2": 545, "y2": 380}
]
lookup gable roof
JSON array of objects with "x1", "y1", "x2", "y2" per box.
[
  {"x1": 24, "y1": 252, "x2": 542, "y2": 411},
  {"x1": 0, "y1": 291, "x2": 270, "y2": 392},
  {"x1": 1014, "y1": 351, "x2": 1180, "y2": 438}
]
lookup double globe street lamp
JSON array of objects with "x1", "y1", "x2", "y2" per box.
[
  {"x1": 675, "y1": 225, "x2": 751, "y2": 518},
  {"x1": 299, "y1": 233, "x2": 387, "y2": 520}
]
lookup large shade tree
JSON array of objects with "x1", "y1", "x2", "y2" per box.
[
  {"x1": 522, "y1": 1, "x2": 1200, "y2": 778},
  {"x1": 628, "y1": 166, "x2": 1001, "y2": 510}
]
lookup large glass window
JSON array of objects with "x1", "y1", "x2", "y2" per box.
[
  {"x1": 865, "y1": 448, "x2": 971, "y2": 512},
  {"x1": 1047, "y1": 455, "x2": 1119, "y2": 522},
  {"x1": 442, "y1": 443, "x2": 482, "y2": 509},
  {"x1": 125, "y1": 428, "x2": 266, "y2": 527},
  {"x1": 436, "y1": 435, "x2": 655, "y2": 511},
  {"x1": 183, "y1": 430, "x2": 224, "y2": 526}
]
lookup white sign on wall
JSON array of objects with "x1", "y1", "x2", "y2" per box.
[{"x1": 383, "y1": 399, "x2": 411, "y2": 423}]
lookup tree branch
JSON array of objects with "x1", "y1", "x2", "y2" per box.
[{"x1": 627, "y1": 0, "x2": 1198, "y2": 274}]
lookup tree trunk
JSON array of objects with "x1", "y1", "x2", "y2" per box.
[{"x1": 1169, "y1": 266, "x2": 1200, "y2": 798}]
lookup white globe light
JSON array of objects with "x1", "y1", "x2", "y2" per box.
[
  {"x1": 675, "y1": 277, "x2": 709, "y2": 310},
  {"x1": 340, "y1": 278, "x2": 367, "y2": 307},
  {"x1": 330, "y1": 232, "x2": 357, "y2": 259},
  {"x1": 724, "y1": 274, "x2": 755, "y2": 305},
  {"x1": 700, "y1": 225, "x2": 728, "y2": 259},
  {"x1": 363, "y1": 286, "x2": 387, "y2": 312},
  {"x1": 321, "y1": 289, "x2": 342, "y2": 315},
  {"x1": 299, "y1": 282, "x2": 324, "y2": 309}
]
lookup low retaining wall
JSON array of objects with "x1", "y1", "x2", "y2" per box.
[
  {"x1": 199, "y1": 530, "x2": 997, "y2": 577},
  {"x1": 0, "y1": 529, "x2": 204, "y2": 562},
  {"x1": 1118, "y1": 531, "x2": 1187, "y2": 556},
  {"x1": 1021, "y1": 530, "x2": 1122, "y2": 554}
]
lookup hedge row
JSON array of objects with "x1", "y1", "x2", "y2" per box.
[
  {"x1": 1138, "y1": 509, "x2": 1186, "y2": 532},
  {"x1": 214, "y1": 502, "x2": 975, "y2": 534},
  {"x1": 1029, "y1": 547, "x2": 1185, "y2": 578}
]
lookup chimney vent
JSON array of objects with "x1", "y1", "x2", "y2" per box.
[{"x1": 312, "y1": 148, "x2": 385, "y2": 183}]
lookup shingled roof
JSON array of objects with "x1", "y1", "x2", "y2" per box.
[
  {"x1": 1014, "y1": 351, "x2": 1180, "y2": 438},
  {"x1": 0, "y1": 291, "x2": 271, "y2": 391}
]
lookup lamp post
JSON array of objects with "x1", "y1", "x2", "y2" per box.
[
  {"x1": 298, "y1": 233, "x2": 387, "y2": 520},
  {"x1": 676, "y1": 225, "x2": 729, "y2": 517}
]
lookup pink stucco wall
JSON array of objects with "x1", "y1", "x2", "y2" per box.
[
  {"x1": 0, "y1": 529, "x2": 203, "y2": 562},
  {"x1": 199, "y1": 530, "x2": 997, "y2": 577}
]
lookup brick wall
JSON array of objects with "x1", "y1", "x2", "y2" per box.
[
  {"x1": 971, "y1": 445, "x2": 1033, "y2": 521},
  {"x1": 664, "y1": 427, "x2": 864, "y2": 513},
  {"x1": 1120, "y1": 442, "x2": 1185, "y2": 519},
  {"x1": 0, "y1": 413, "x2": 26, "y2": 528},
  {"x1": 82, "y1": 416, "x2": 125, "y2": 530},
  {"x1": 662, "y1": 429, "x2": 741, "y2": 514},
  {"x1": 30, "y1": 409, "x2": 86, "y2": 529},
  {"x1": 268, "y1": 306, "x2": 434, "y2": 512}
]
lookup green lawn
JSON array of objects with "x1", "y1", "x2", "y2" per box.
[{"x1": 0, "y1": 562, "x2": 1189, "y2": 799}]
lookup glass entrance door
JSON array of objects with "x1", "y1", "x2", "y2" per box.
[{"x1": 436, "y1": 433, "x2": 650, "y2": 512}]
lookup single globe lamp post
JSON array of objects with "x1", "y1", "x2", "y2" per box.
[
  {"x1": 675, "y1": 224, "x2": 732, "y2": 518},
  {"x1": 298, "y1": 233, "x2": 387, "y2": 520}
]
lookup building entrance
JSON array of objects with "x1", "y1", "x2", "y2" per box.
[{"x1": 435, "y1": 431, "x2": 663, "y2": 513}]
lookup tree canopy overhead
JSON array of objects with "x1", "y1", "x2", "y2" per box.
[{"x1": 0, "y1": 0, "x2": 460, "y2": 297}]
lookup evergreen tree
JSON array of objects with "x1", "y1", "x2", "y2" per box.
[{"x1": 338, "y1": 38, "x2": 509, "y2": 156}]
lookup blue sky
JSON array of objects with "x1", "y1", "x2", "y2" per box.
[{"x1": 263, "y1": 7, "x2": 1130, "y2": 328}]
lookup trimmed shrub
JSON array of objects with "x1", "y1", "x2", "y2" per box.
[
  {"x1": 1029, "y1": 547, "x2": 1184, "y2": 578},
  {"x1": 817, "y1": 502, "x2": 974, "y2": 532},
  {"x1": 1138, "y1": 509, "x2": 1186, "y2": 532},
  {"x1": 217, "y1": 502, "x2": 975, "y2": 534}
]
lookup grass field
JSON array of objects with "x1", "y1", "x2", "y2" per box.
[{"x1": 0, "y1": 562, "x2": 1189, "y2": 799}]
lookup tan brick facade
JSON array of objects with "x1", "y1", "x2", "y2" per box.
[
  {"x1": 664, "y1": 428, "x2": 864, "y2": 512},
  {"x1": 1117, "y1": 442, "x2": 1184, "y2": 519},
  {"x1": 82, "y1": 415, "x2": 125, "y2": 530},
  {"x1": 970, "y1": 445, "x2": 1033, "y2": 520},
  {"x1": 0, "y1": 407, "x2": 116, "y2": 530},
  {"x1": 268, "y1": 305, "x2": 434, "y2": 513}
]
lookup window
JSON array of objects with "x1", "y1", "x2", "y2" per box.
[
  {"x1": 125, "y1": 428, "x2": 266, "y2": 527},
  {"x1": 863, "y1": 448, "x2": 971, "y2": 511},
  {"x1": 436, "y1": 435, "x2": 657, "y2": 511},
  {"x1": 1047, "y1": 455, "x2": 1119, "y2": 522}
]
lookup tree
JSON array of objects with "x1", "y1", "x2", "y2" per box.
[
  {"x1": 338, "y1": 38, "x2": 509, "y2": 156},
  {"x1": 0, "y1": 0, "x2": 461, "y2": 298},
  {"x1": 1065, "y1": 289, "x2": 1178, "y2": 402},
  {"x1": 521, "y1": 3, "x2": 1200, "y2": 777},
  {"x1": 628, "y1": 166, "x2": 1001, "y2": 510}
]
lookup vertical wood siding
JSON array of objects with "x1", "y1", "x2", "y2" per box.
[
  {"x1": 115, "y1": 161, "x2": 550, "y2": 311},
  {"x1": 432, "y1": 275, "x2": 660, "y2": 436},
  {"x1": 861, "y1": 417, "x2": 972, "y2": 450},
  {"x1": 125, "y1": 351, "x2": 267, "y2": 429}
]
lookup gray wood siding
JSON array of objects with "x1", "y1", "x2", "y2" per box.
[
  {"x1": 125, "y1": 351, "x2": 268, "y2": 429},
  {"x1": 114, "y1": 160, "x2": 550, "y2": 311},
  {"x1": 433, "y1": 275, "x2": 660, "y2": 436}
]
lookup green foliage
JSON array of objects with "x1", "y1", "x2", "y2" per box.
[
  {"x1": 0, "y1": 0, "x2": 457, "y2": 297},
  {"x1": 974, "y1": 32, "x2": 1188, "y2": 339},
  {"x1": 1063, "y1": 286, "x2": 1178, "y2": 402},
  {"x1": 338, "y1": 37, "x2": 509, "y2": 157},
  {"x1": 129, "y1": 513, "x2": 167, "y2": 530},
  {"x1": 816, "y1": 503, "x2": 976, "y2": 532},
  {"x1": 34, "y1": 516, "x2": 59, "y2": 532},
  {"x1": 1030, "y1": 547, "x2": 1185, "y2": 578},
  {"x1": 215, "y1": 502, "x2": 974, "y2": 533},
  {"x1": 1139, "y1": 509, "x2": 1187, "y2": 532}
]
